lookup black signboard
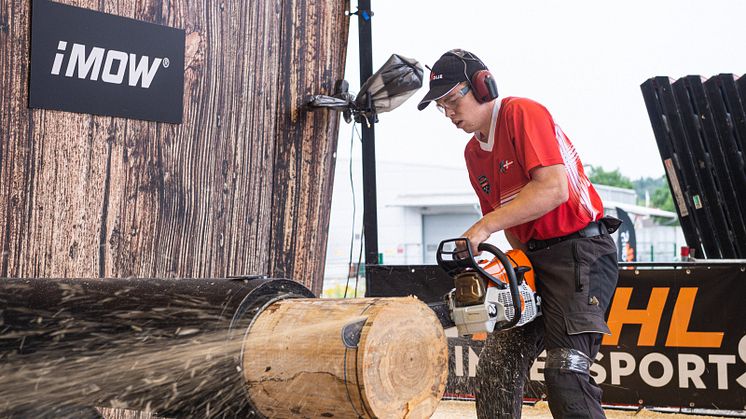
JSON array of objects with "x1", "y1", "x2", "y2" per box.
[
  {"x1": 368, "y1": 263, "x2": 746, "y2": 411},
  {"x1": 28, "y1": 0, "x2": 185, "y2": 123},
  {"x1": 616, "y1": 207, "x2": 637, "y2": 261}
]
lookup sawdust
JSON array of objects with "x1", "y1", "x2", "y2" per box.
[
  {"x1": 432, "y1": 400, "x2": 723, "y2": 419},
  {"x1": 0, "y1": 328, "x2": 249, "y2": 416},
  {"x1": 0, "y1": 279, "x2": 260, "y2": 417}
]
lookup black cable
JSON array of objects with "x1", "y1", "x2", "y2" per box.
[
  {"x1": 343, "y1": 123, "x2": 359, "y2": 299},
  {"x1": 354, "y1": 227, "x2": 364, "y2": 298}
]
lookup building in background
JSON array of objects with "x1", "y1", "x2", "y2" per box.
[{"x1": 323, "y1": 159, "x2": 682, "y2": 297}]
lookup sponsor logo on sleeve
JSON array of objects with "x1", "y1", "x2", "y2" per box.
[{"x1": 478, "y1": 175, "x2": 490, "y2": 194}]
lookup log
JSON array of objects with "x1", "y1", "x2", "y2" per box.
[
  {"x1": 243, "y1": 297, "x2": 449, "y2": 419},
  {"x1": 0, "y1": 278, "x2": 448, "y2": 418},
  {"x1": 0, "y1": 277, "x2": 312, "y2": 417}
]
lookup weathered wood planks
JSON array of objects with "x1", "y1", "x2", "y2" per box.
[{"x1": 0, "y1": 0, "x2": 349, "y2": 296}]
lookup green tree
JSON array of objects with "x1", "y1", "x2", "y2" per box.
[
  {"x1": 587, "y1": 166, "x2": 634, "y2": 189},
  {"x1": 588, "y1": 167, "x2": 679, "y2": 225},
  {"x1": 651, "y1": 183, "x2": 676, "y2": 212},
  {"x1": 633, "y1": 176, "x2": 660, "y2": 201},
  {"x1": 637, "y1": 177, "x2": 679, "y2": 225}
]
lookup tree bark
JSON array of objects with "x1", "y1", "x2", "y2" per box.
[{"x1": 0, "y1": 0, "x2": 348, "y2": 292}]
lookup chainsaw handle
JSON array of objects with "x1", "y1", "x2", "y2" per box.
[
  {"x1": 477, "y1": 242, "x2": 522, "y2": 329},
  {"x1": 435, "y1": 238, "x2": 473, "y2": 272},
  {"x1": 437, "y1": 238, "x2": 525, "y2": 330},
  {"x1": 436, "y1": 238, "x2": 495, "y2": 282},
  {"x1": 437, "y1": 239, "x2": 523, "y2": 329}
]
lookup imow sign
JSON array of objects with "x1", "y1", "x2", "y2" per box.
[{"x1": 29, "y1": 0, "x2": 185, "y2": 123}]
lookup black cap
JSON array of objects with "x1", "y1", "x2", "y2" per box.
[{"x1": 417, "y1": 49, "x2": 488, "y2": 111}]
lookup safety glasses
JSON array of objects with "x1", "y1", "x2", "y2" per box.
[{"x1": 436, "y1": 84, "x2": 470, "y2": 114}]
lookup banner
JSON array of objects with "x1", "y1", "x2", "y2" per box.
[
  {"x1": 616, "y1": 207, "x2": 637, "y2": 262},
  {"x1": 29, "y1": 0, "x2": 185, "y2": 123},
  {"x1": 368, "y1": 263, "x2": 746, "y2": 410}
]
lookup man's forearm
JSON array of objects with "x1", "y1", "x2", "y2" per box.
[
  {"x1": 482, "y1": 175, "x2": 567, "y2": 232},
  {"x1": 481, "y1": 163, "x2": 569, "y2": 234},
  {"x1": 461, "y1": 164, "x2": 568, "y2": 254}
]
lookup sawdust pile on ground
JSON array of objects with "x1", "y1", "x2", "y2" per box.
[{"x1": 432, "y1": 400, "x2": 719, "y2": 419}]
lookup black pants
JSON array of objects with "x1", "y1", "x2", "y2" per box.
[{"x1": 476, "y1": 234, "x2": 618, "y2": 419}]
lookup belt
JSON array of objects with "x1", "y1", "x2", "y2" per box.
[{"x1": 527, "y1": 221, "x2": 607, "y2": 251}]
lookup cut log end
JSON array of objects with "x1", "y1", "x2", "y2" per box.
[
  {"x1": 242, "y1": 296, "x2": 448, "y2": 419},
  {"x1": 357, "y1": 297, "x2": 449, "y2": 418}
]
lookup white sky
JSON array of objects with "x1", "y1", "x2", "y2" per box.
[{"x1": 338, "y1": 0, "x2": 746, "y2": 180}]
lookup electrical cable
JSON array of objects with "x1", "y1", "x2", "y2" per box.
[
  {"x1": 343, "y1": 122, "x2": 362, "y2": 298},
  {"x1": 354, "y1": 227, "x2": 364, "y2": 298}
]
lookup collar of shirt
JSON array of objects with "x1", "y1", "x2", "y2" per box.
[{"x1": 477, "y1": 98, "x2": 502, "y2": 152}]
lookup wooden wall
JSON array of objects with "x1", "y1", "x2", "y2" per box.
[{"x1": 0, "y1": 0, "x2": 349, "y2": 295}]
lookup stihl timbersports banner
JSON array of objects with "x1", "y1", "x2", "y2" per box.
[{"x1": 367, "y1": 263, "x2": 746, "y2": 410}]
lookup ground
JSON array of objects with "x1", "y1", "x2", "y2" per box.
[{"x1": 432, "y1": 400, "x2": 719, "y2": 419}]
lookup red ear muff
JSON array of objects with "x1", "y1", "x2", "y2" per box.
[
  {"x1": 445, "y1": 49, "x2": 499, "y2": 103},
  {"x1": 471, "y1": 70, "x2": 499, "y2": 103}
]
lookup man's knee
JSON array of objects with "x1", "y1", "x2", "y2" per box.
[
  {"x1": 544, "y1": 347, "x2": 593, "y2": 397},
  {"x1": 546, "y1": 347, "x2": 592, "y2": 376},
  {"x1": 544, "y1": 347, "x2": 605, "y2": 419}
]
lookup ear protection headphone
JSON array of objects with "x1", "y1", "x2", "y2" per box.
[{"x1": 446, "y1": 49, "x2": 499, "y2": 104}]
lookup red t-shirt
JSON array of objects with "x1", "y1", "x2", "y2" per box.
[{"x1": 464, "y1": 97, "x2": 604, "y2": 243}]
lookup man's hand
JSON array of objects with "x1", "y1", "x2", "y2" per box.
[{"x1": 461, "y1": 219, "x2": 492, "y2": 255}]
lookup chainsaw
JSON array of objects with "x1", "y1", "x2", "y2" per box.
[{"x1": 429, "y1": 238, "x2": 542, "y2": 336}]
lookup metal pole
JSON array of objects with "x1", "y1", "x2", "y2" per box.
[{"x1": 357, "y1": 0, "x2": 379, "y2": 270}]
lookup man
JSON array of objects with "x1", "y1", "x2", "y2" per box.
[{"x1": 417, "y1": 49, "x2": 620, "y2": 418}]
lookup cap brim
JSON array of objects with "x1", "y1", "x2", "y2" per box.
[{"x1": 417, "y1": 82, "x2": 459, "y2": 111}]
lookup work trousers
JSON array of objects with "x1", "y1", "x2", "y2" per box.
[{"x1": 476, "y1": 234, "x2": 618, "y2": 419}]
